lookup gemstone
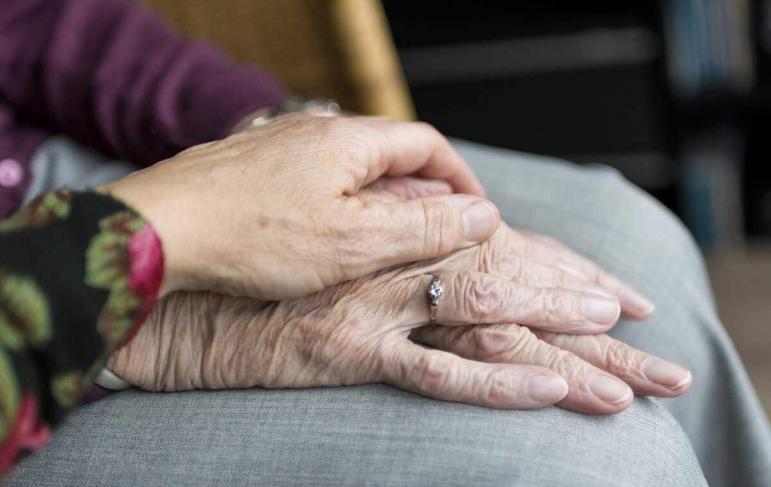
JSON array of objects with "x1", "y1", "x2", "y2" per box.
[{"x1": 428, "y1": 280, "x2": 443, "y2": 299}]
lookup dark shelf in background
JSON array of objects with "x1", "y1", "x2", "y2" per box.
[
  {"x1": 385, "y1": 0, "x2": 771, "y2": 244},
  {"x1": 384, "y1": 0, "x2": 678, "y2": 203},
  {"x1": 409, "y1": 65, "x2": 667, "y2": 157},
  {"x1": 385, "y1": 2, "x2": 657, "y2": 47}
]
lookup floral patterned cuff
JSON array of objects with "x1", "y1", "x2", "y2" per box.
[{"x1": 0, "y1": 190, "x2": 163, "y2": 472}]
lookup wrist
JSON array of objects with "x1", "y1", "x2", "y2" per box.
[{"x1": 96, "y1": 178, "x2": 190, "y2": 297}]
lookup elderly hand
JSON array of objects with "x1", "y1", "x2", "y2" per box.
[
  {"x1": 99, "y1": 114, "x2": 495, "y2": 300},
  {"x1": 364, "y1": 181, "x2": 690, "y2": 413},
  {"x1": 417, "y1": 227, "x2": 692, "y2": 413},
  {"x1": 108, "y1": 209, "x2": 690, "y2": 414},
  {"x1": 107, "y1": 257, "x2": 634, "y2": 411},
  {"x1": 399, "y1": 178, "x2": 692, "y2": 412}
]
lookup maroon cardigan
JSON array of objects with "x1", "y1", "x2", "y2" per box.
[{"x1": 0, "y1": 0, "x2": 287, "y2": 218}]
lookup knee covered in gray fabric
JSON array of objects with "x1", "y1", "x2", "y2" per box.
[
  {"x1": 416, "y1": 399, "x2": 705, "y2": 487},
  {"x1": 587, "y1": 167, "x2": 704, "y2": 269}
]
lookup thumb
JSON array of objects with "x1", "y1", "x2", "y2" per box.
[{"x1": 358, "y1": 194, "x2": 500, "y2": 268}]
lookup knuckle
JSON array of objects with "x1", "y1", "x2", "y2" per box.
[
  {"x1": 464, "y1": 275, "x2": 506, "y2": 322},
  {"x1": 340, "y1": 128, "x2": 374, "y2": 163},
  {"x1": 414, "y1": 351, "x2": 452, "y2": 394},
  {"x1": 602, "y1": 340, "x2": 640, "y2": 378},
  {"x1": 540, "y1": 347, "x2": 575, "y2": 375},
  {"x1": 540, "y1": 291, "x2": 578, "y2": 323},
  {"x1": 533, "y1": 343, "x2": 593, "y2": 385},
  {"x1": 524, "y1": 333, "x2": 586, "y2": 378},
  {"x1": 470, "y1": 325, "x2": 532, "y2": 360},
  {"x1": 483, "y1": 368, "x2": 513, "y2": 405},
  {"x1": 506, "y1": 328, "x2": 545, "y2": 362},
  {"x1": 315, "y1": 117, "x2": 371, "y2": 156}
]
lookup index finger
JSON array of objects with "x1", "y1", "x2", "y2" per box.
[{"x1": 355, "y1": 117, "x2": 485, "y2": 196}]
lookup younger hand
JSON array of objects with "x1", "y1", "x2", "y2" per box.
[{"x1": 100, "y1": 114, "x2": 495, "y2": 300}]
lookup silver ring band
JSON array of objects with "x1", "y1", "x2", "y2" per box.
[{"x1": 427, "y1": 274, "x2": 444, "y2": 325}]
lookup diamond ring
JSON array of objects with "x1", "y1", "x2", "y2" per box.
[{"x1": 427, "y1": 274, "x2": 444, "y2": 324}]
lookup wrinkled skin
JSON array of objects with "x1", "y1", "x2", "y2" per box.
[
  {"x1": 101, "y1": 114, "x2": 498, "y2": 300},
  {"x1": 110, "y1": 188, "x2": 691, "y2": 414}
]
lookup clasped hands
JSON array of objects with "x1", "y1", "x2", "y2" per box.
[{"x1": 103, "y1": 114, "x2": 692, "y2": 415}]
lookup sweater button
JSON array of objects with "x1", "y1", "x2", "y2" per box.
[{"x1": 0, "y1": 159, "x2": 23, "y2": 188}]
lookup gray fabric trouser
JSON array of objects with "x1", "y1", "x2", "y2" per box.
[{"x1": 5, "y1": 137, "x2": 771, "y2": 486}]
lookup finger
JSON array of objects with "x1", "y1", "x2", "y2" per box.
[
  {"x1": 518, "y1": 231, "x2": 655, "y2": 319},
  {"x1": 533, "y1": 331, "x2": 692, "y2": 397},
  {"x1": 374, "y1": 227, "x2": 615, "y2": 299},
  {"x1": 355, "y1": 194, "x2": 500, "y2": 268},
  {"x1": 353, "y1": 117, "x2": 485, "y2": 195},
  {"x1": 381, "y1": 339, "x2": 567, "y2": 409},
  {"x1": 407, "y1": 272, "x2": 621, "y2": 333},
  {"x1": 367, "y1": 176, "x2": 453, "y2": 200},
  {"x1": 412, "y1": 325, "x2": 634, "y2": 414},
  {"x1": 485, "y1": 251, "x2": 616, "y2": 298}
]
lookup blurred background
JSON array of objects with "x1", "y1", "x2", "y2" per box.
[{"x1": 142, "y1": 0, "x2": 770, "y2": 413}]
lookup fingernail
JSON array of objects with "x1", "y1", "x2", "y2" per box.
[
  {"x1": 582, "y1": 296, "x2": 620, "y2": 325},
  {"x1": 527, "y1": 374, "x2": 568, "y2": 403},
  {"x1": 620, "y1": 285, "x2": 656, "y2": 317},
  {"x1": 631, "y1": 296, "x2": 655, "y2": 316},
  {"x1": 589, "y1": 375, "x2": 632, "y2": 405},
  {"x1": 643, "y1": 357, "x2": 692, "y2": 390},
  {"x1": 462, "y1": 200, "x2": 499, "y2": 242}
]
